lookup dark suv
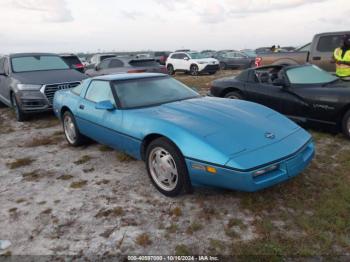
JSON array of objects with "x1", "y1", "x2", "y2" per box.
[{"x1": 0, "y1": 53, "x2": 87, "y2": 121}]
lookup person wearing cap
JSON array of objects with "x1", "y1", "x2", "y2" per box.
[{"x1": 334, "y1": 34, "x2": 350, "y2": 79}]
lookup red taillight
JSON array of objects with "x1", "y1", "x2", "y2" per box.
[
  {"x1": 74, "y1": 63, "x2": 84, "y2": 69},
  {"x1": 255, "y1": 57, "x2": 262, "y2": 67},
  {"x1": 127, "y1": 69, "x2": 146, "y2": 73}
]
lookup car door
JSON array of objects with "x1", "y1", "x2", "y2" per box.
[
  {"x1": 0, "y1": 57, "x2": 11, "y2": 105},
  {"x1": 75, "y1": 80, "x2": 125, "y2": 151},
  {"x1": 311, "y1": 34, "x2": 342, "y2": 72},
  {"x1": 177, "y1": 53, "x2": 190, "y2": 70},
  {"x1": 244, "y1": 71, "x2": 292, "y2": 113}
]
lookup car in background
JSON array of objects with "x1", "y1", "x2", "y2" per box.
[
  {"x1": 166, "y1": 51, "x2": 219, "y2": 76},
  {"x1": 201, "y1": 50, "x2": 216, "y2": 58},
  {"x1": 213, "y1": 51, "x2": 255, "y2": 70},
  {"x1": 53, "y1": 73, "x2": 314, "y2": 196},
  {"x1": 87, "y1": 53, "x2": 117, "y2": 69},
  {"x1": 60, "y1": 54, "x2": 85, "y2": 73},
  {"x1": 240, "y1": 49, "x2": 257, "y2": 58},
  {"x1": 85, "y1": 57, "x2": 167, "y2": 77},
  {"x1": 175, "y1": 49, "x2": 191, "y2": 52},
  {"x1": 255, "y1": 31, "x2": 350, "y2": 73},
  {"x1": 209, "y1": 64, "x2": 350, "y2": 138},
  {"x1": 255, "y1": 47, "x2": 272, "y2": 54},
  {"x1": 152, "y1": 51, "x2": 171, "y2": 65},
  {"x1": 135, "y1": 53, "x2": 151, "y2": 59},
  {"x1": 0, "y1": 53, "x2": 87, "y2": 121}
]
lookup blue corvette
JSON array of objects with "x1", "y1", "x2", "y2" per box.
[{"x1": 53, "y1": 73, "x2": 314, "y2": 197}]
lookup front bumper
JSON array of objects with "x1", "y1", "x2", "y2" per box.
[
  {"x1": 186, "y1": 140, "x2": 314, "y2": 192},
  {"x1": 199, "y1": 64, "x2": 219, "y2": 73},
  {"x1": 15, "y1": 91, "x2": 51, "y2": 113}
]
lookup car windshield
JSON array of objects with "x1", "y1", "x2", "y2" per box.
[
  {"x1": 286, "y1": 65, "x2": 338, "y2": 84},
  {"x1": 11, "y1": 55, "x2": 69, "y2": 73},
  {"x1": 188, "y1": 52, "x2": 207, "y2": 59},
  {"x1": 242, "y1": 50, "x2": 256, "y2": 57},
  {"x1": 113, "y1": 76, "x2": 200, "y2": 108}
]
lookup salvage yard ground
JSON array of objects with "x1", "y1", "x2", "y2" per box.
[{"x1": 0, "y1": 70, "x2": 349, "y2": 258}]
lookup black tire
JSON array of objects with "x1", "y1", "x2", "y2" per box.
[
  {"x1": 342, "y1": 110, "x2": 350, "y2": 138},
  {"x1": 220, "y1": 62, "x2": 227, "y2": 70},
  {"x1": 11, "y1": 93, "x2": 27, "y2": 122},
  {"x1": 190, "y1": 65, "x2": 199, "y2": 76},
  {"x1": 167, "y1": 64, "x2": 175, "y2": 75},
  {"x1": 145, "y1": 137, "x2": 192, "y2": 197},
  {"x1": 224, "y1": 91, "x2": 243, "y2": 100},
  {"x1": 62, "y1": 110, "x2": 86, "y2": 146}
]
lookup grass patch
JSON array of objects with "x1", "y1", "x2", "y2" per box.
[
  {"x1": 186, "y1": 222, "x2": 203, "y2": 235},
  {"x1": 56, "y1": 174, "x2": 73, "y2": 180},
  {"x1": 70, "y1": 180, "x2": 88, "y2": 189},
  {"x1": 175, "y1": 244, "x2": 192, "y2": 256},
  {"x1": 22, "y1": 170, "x2": 42, "y2": 181},
  {"x1": 169, "y1": 206, "x2": 182, "y2": 217},
  {"x1": 166, "y1": 223, "x2": 178, "y2": 234},
  {"x1": 95, "y1": 207, "x2": 124, "y2": 218},
  {"x1": 116, "y1": 152, "x2": 135, "y2": 162},
  {"x1": 135, "y1": 233, "x2": 152, "y2": 247},
  {"x1": 7, "y1": 158, "x2": 34, "y2": 169},
  {"x1": 98, "y1": 145, "x2": 114, "y2": 152},
  {"x1": 22, "y1": 136, "x2": 61, "y2": 147},
  {"x1": 74, "y1": 155, "x2": 92, "y2": 165}
]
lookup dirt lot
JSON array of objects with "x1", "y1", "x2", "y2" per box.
[{"x1": 0, "y1": 70, "x2": 349, "y2": 258}]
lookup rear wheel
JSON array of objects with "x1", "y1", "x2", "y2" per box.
[
  {"x1": 190, "y1": 65, "x2": 199, "y2": 76},
  {"x1": 11, "y1": 93, "x2": 27, "y2": 122},
  {"x1": 62, "y1": 111, "x2": 86, "y2": 146},
  {"x1": 145, "y1": 137, "x2": 192, "y2": 197},
  {"x1": 342, "y1": 110, "x2": 350, "y2": 138},
  {"x1": 224, "y1": 91, "x2": 243, "y2": 100},
  {"x1": 167, "y1": 64, "x2": 175, "y2": 75}
]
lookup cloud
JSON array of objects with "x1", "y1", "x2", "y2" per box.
[
  {"x1": 121, "y1": 10, "x2": 145, "y2": 20},
  {"x1": 153, "y1": 0, "x2": 330, "y2": 24},
  {"x1": 12, "y1": 0, "x2": 73, "y2": 22}
]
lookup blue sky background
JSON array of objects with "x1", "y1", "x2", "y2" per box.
[{"x1": 0, "y1": 0, "x2": 349, "y2": 53}]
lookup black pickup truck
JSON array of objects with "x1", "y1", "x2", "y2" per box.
[{"x1": 256, "y1": 31, "x2": 350, "y2": 73}]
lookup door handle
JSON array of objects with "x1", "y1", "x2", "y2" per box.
[
  {"x1": 312, "y1": 56, "x2": 321, "y2": 61},
  {"x1": 79, "y1": 105, "x2": 85, "y2": 110}
]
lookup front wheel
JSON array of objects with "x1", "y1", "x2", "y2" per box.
[
  {"x1": 220, "y1": 62, "x2": 227, "y2": 70},
  {"x1": 167, "y1": 64, "x2": 175, "y2": 75},
  {"x1": 62, "y1": 111, "x2": 86, "y2": 146},
  {"x1": 11, "y1": 93, "x2": 27, "y2": 122},
  {"x1": 146, "y1": 138, "x2": 191, "y2": 197},
  {"x1": 224, "y1": 91, "x2": 243, "y2": 100},
  {"x1": 190, "y1": 65, "x2": 199, "y2": 76},
  {"x1": 342, "y1": 110, "x2": 350, "y2": 138}
]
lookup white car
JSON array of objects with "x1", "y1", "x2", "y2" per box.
[{"x1": 166, "y1": 51, "x2": 219, "y2": 76}]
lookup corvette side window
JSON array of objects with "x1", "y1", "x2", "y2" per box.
[{"x1": 85, "y1": 81, "x2": 115, "y2": 104}]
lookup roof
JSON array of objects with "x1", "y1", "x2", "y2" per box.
[
  {"x1": 93, "y1": 73, "x2": 167, "y2": 81},
  {"x1": 9, "y1": 53, "x2": 59, "y2": 58}
]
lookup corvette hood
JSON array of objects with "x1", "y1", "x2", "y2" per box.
[{"x1": 153, "y1": 97, "x2": 299, "y2": 158}]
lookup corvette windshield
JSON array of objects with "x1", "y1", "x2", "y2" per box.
[
  {"x1": 113, "y1": 76, "x2": 200, "y2": 108},
  {"x1": 188, "y1": 52, "x2": 207, "y2": 59},
  {"x1": 11, "y1": 55, "x2": 69, "y2": 73},
  {"x1": 286, "y1": 65, "x2": 338, "y2": 84}
]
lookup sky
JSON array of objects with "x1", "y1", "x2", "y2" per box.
[{"x1": 0, "y1": 0, "x2": 349, "y2": 53}]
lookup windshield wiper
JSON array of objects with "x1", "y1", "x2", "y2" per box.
[{"x1": 322, "y1": 78, "x2": 340, "y2": 86}]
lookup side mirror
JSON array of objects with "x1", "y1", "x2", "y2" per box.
[
  {"x1": 272, "y1": 78, "x2": 286, "y2": 87},
  {"x1": 95, "y1": 100, "x2": 115, "y2": 111},
  {"x1": 95, "y1": 65, "x2": 101, "y2": 71},
  {"x1": 184, "y1": 57, "x2": 189, "y2": 61}
]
